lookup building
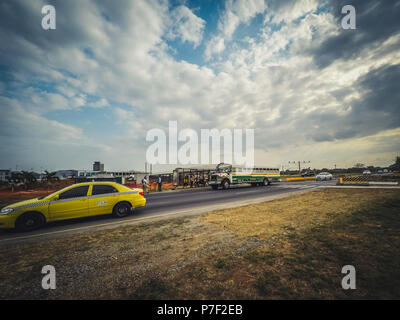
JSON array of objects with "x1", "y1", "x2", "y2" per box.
[
  {"x1": 77, "y1": 170, "x2": 137, "y2": 184},
  {"x1": 93, "y1": 161, "x2": 104, "y2": 172},
  {"x1": 55, "y1": 170, "x2": 78, "y2": 180},
  {"x1": 0, "y1": 170, "x2": 11, "y2": 182}
]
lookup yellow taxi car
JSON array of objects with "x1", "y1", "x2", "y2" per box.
[{"x1": 0, "y1": 182, "x2": 146, "y2": 232}]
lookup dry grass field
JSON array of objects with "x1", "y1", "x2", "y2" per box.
[{"x1": 0, "y1": 188, "x2": 399, "y2": 299}]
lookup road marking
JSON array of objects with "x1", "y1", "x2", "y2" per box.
[
  {"x1": 275, "y1": 184, "x2": 307, "y2": 188},
  {"x1": 0, "y1": 186, "x2": 323, "y2": 243}
]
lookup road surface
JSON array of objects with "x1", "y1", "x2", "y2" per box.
[{"x1": 0, "y1": 180, "x2": 336, "y2": 244}]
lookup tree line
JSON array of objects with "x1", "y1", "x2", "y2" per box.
[{"x1": 7, "y1": 171, "x2": 59, "y2": 191}]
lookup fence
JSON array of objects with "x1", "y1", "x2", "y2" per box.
[{"x1": 339, "y1": 174, "x2": 400, "y2": 185}]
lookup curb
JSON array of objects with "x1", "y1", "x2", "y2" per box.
[{"x1": 286, "y1": 177, "x2": 316, "y2": 182}]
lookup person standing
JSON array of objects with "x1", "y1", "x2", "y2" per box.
[
  {"x1": 142, "y1": 176, "x2": 149, "y2": 194},
  {"x1": 157, "y1": 175, "x2": 162, "y2": 192}
]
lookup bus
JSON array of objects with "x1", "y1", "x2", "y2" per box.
[{"x1": 208, "y1": 163, "x2": 280, "y2": 190}]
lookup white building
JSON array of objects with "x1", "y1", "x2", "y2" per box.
[{"x1": 0, "y1": 170, "x2": 11, "y2": 182}]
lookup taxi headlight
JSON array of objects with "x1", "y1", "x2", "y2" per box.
[{"x1": 0, "y1": 208, "x2": 14, "y2": 215}]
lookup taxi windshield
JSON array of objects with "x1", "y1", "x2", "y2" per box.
[
  {"x1": 37, "y1": 185, "x2": 75, "y2": 200},
  {"x1": 38, "y1": 191, "x2": 58, "y2": 200}
]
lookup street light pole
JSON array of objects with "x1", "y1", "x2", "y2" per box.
[{"x1": 288, "y1": 161, "x2": 311, "y2": 174}]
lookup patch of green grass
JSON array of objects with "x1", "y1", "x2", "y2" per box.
[
  {"x1": 215, "y1": 258, "x2": 232, "y2": 269},
  {"x1": 255, "y1": 195, "x2": 400, "y2": 298},
  {"x1": 173, "y1": 218, "x2": 190, "y2": 226},
  {"x1": 255, "y1": 273, "x2": 290, "y2": 298},
  {"x1": 128, "y1": 277, "x2": 172, "y2": 300},
  {"x1": 149, "y1": 231, "x2": 179, "y2": 242},
  {"x1": 75, "y1": 245, "x2": 93, "y2": 252},
  {"x1": 244, "y1": 250, "x2": 281, "y2": 264}
]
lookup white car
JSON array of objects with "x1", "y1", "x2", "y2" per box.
[
  {"x1": 363, "y1": 170, "x2": 371, "y2": 175},
  {"x1": 316, "y1": 172, "x2": 333, "y2": 181}
]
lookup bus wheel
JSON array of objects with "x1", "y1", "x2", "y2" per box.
[
  {"x1": 222, "y1": 180, "x2": 230, "y2": 190},
  {"x1": 263, "y1": 179, "x2": 269, "y2": 186}
]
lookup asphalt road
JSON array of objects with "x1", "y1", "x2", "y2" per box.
[{"x1": 0, "y1": 180, "x2": 336, "y2": 244}]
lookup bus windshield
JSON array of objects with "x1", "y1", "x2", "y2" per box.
[{"x1": 216, "y1": 164, "x2": 232, "y2": 173}]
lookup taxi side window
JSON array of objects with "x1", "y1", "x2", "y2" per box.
[
  {"x1": 59, "y1": 186, "x2": 89, "y2": 200},
  {"x1": 92, "y1": 185, "x2": 118, "y2": 195}
]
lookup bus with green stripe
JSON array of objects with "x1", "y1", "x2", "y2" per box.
[{"x1": 208, "y1": 163, "x2": 280, "y2": 190}]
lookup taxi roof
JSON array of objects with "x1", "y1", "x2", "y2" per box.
[{"x1": 71, "y1": 181, "x2": 120, "y2": 186}]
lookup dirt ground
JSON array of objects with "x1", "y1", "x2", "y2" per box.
[
  {"x1": 0, "y1": 190, "x2": 57, "y2": 208},
  {"x1": 0, "y1": 188, "x2": 399, "y2": 299}
]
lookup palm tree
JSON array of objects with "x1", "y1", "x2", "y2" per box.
[
  {"x1": 7, "y1": 171, "x2": 23, "y2": 192},
  {"x1": 43, "y1": 170, "x2": 59, "y2": 189},
  {"x1": 20, "y1": 171, "x2": 37, "y2": 190},
  {"x1": 389, "y1": 156, "x2": 400, "y2": 172},
  {"x1": 43, "y1": 170, "x2": 58, "y2": 181}
]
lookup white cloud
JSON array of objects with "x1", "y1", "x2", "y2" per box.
[
  {"x1": 0, "y1": 0, "x2": 399, "y2": 170},
  {"x1": 167, "y1": 5, "x2": 206, "y2": 48},
  {"x1": 220, "y1": 0, "x2": 266, "y2": 38},
  {"x1": 265, "y1": 0, "x2": 319, "y2": 24},
  {"x1": 204, "y1": 36, "x2": 226, "y2": 61},
  {"x1": 205, "y1": 0, "x2": 266, "y2": 60}
]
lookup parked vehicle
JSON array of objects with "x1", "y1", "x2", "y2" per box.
[
  {"x1": 363, "y1": 170, "x2": 371, "y2": 175},
  {"x1": 301, "y1": 170, "x2": 315, "y2": 177}
]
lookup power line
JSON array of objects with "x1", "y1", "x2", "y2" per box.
[{"x1": 288, "y1": 160, "x2": 311, "y2": 174}]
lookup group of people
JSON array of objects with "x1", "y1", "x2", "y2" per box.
[
  {"x1": 141, "y1": 175, "x2": 162, "y2": 194},
  {"x1": 182, "y1": 175, "x2": 206, "y2": 188},
  {"x1": 140, "y1": 175, "x2": 207, "y2": 193}
]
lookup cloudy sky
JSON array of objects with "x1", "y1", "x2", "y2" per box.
[{"x1": 0, "y1": 0, "x2": 399, "y2": 172}]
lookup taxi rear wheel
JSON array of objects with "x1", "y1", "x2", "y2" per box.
[
  {"x1": 16, "y1": 212, "x2": 45, "y2": 232},
  {"x1": 113, "y1": 202, "x2": 132, "y2": 218}
]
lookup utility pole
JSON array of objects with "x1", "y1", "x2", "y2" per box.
[{"x1": 288, "y1": 161, "x2": 311, "y2": 174}]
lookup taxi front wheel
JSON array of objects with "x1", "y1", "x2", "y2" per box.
[
  {"x1": 113, "y1": 202, "x2": 132, "y2": 218},
  {"x1": 16, "y1": 212, "x2": 45, "y2": 232}
]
